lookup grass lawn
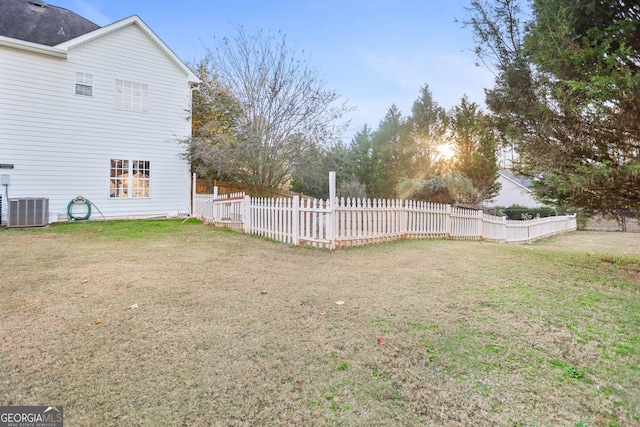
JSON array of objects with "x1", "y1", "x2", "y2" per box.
[{"x1": 1, "y1": 220, "x2": 639, "y2": 426}]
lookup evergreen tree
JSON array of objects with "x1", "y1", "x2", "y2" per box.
[
  {"x1": 449, "y1": 96, "x2": 501, "y2": 204},
  {"x1": 368, "y1": 105, "x2": 411, "y2": 198},
  {"x1": 349, "y1": 125, "x2": 382, "y2": 198},
  {"x1": 407, "y1": 84, "x2": 448, "y2": 178},
  {"x1": 465, "y1": 0, "x2": 640, "y2": 216}
]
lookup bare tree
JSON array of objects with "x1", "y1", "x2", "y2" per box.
[{"x1": 188, "y1": 27, "x2": 350, "y2": 196}]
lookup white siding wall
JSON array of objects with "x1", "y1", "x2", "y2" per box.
[
  {"x1": 0, "y1": 24, "x2": 192, "y2": 223},
  {"x1": 487, "y1": 175, "x2": 543, "y2": 208}
]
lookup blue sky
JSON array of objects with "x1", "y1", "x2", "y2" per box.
[{"x1": 51, "y1": 0, "x2": 495, "y2": 139}]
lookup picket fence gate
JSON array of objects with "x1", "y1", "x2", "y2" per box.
[
  {"x1": 193, "y1": 192, "x2": 577, "y2": 250},
  {"x1": 193, "y1": 190, "x2": 246, "y2": 231}
]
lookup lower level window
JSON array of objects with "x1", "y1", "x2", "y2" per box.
[{"x1": 110, "y1": 159, "x2": 150, "y2": 198}]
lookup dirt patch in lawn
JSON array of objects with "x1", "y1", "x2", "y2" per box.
[{"x1": 1, "y1": 223, "x2": 639, "y2": 426}]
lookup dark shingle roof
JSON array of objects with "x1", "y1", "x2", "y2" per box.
[{"x1": 0, "y1": 0, "x2": 100, "y2": 46}]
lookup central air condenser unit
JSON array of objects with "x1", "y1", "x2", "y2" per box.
[{"x1": 7, "y1": 198, "x2": 49, "y2": 228}]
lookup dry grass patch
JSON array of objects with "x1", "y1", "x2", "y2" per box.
[{"x1": 1, "y1": 222, "x2": 639, "y2": 426}]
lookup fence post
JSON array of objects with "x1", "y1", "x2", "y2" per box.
[
  {"x1": 328, "y1": 171, "x2": 336, "y2": 250},
  {"x1": 400, "y1": 199, "x2": 408, "y2": 237},
  {"x1": 292, "y1": 195, "x2": 300, "y2": 245},
  {"x1": 191, "y1": 173, "x2": 196, "y2": 217},
  {"x1": 243, "y1": 195, "x2": 251, "y2": 234},
  {"x1": 502, "y1": 216, "x2": 507, "y2": 242}
]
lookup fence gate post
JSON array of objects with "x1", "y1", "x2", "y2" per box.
[
  {"x1": 400, "y1": 199, "x2": 408, "y2": 237},
  {"x1": 328, "y1": 171, "x2": 336, "y2": 250},
  {"x1": 292, "y1": 195, "x2": 300, "y2": 245},
  {"x1": 243, "y1": 195, "x2": 251, "y2": 234}
]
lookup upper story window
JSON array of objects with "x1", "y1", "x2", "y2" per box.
[
  {"x1": 114, "y1": 79, "x2": 148, "y2": 112},
  {"x1": 75, "y1": 72, "x2": 93, "y2": 97}
]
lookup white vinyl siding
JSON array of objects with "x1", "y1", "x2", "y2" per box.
[
  {"x1": 0, "y1": 22, "x2": 192, "y2": 222},
  {"x1": 486, "y1": 175, "x2": 543, "y2": 208}
]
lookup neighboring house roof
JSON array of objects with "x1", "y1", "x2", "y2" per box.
[
  {"x1": 0, "y1": 0, "x2": 100, "y2": 46},
  {"x1": 498, "y1": 169, "x2": 533, "y2": 192}
]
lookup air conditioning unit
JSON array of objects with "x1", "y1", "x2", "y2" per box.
[{"x1": 7, "y1": 198, "x2": 49, "y2": 228}]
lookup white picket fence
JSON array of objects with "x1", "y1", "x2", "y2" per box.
[
  {"x1": 193, "y1": 192, "x2": 577, "y2": 250},
  {"x1": 193, "y1": 191, "x2": 246, "y2": 231}
]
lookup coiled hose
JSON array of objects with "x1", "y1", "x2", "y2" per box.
[{"x1": 67, "y1": 196, "x2": 92, "y2": 221}]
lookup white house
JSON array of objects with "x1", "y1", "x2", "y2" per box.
[
  {"x1": 485, "y1": 170, "x2": 543, "y2": 208},
  {"x1": 0, "y1": 0, "x2": 199, "y2": 225}
]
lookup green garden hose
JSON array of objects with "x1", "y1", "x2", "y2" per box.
[{"x1": 67, "y1": 196, "x2": 92, "y2": 221}]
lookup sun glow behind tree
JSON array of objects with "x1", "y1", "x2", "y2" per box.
[{"x1": 437, "y1": 142, "x2": 456, "y2": 161}]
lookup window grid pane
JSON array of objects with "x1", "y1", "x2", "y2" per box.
[
  {"x1": 75, "y1": 72, "x2": 93, "y2": 97},
  {"x1": 132, "y1": 160, "x2": 150, "y2": 198},
  {"x1": 110, "y1": 159, "x2": 150, "y2": 198},
  {"x1": 114, "y1": 79, "x2": 148, "y2": 112},
  {"x1": 110, "y1": 159, "x2": 129, "y2": 198},
  {"x1": 75, "y1": 84, "x2": 92, "y2": 96}
]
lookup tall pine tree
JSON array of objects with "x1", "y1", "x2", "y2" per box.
[
  {"x1": 465, "y1": 0, "x2": 640, "y2": 216},
  {"x1": 449, "y1": 96, "x2": 500, "y2": 204}
]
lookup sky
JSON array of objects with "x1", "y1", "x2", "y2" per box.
[{"x1": 50, "y1": 0, "x2": 496, "y2": 140}]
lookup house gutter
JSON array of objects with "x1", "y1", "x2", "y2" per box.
[{"x1": 0, "y1": 36, "x2": 67, "y2": 58}]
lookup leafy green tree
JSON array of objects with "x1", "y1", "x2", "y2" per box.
[
  {"x1": 449, "y1": 96, "x2": 501, "y2": 204},
  {"x1": 397, "y1": 174, "x2": 477, "y2": 205},
  {"x1": 186, "y1": 58, "x2": 241, "y2": 180},
  {"x1": 465, "y1": 0, "x2": 640, "y2": 217}
]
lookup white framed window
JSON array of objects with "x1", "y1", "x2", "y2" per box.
[
  {"x1": 110, "y1": 159, "x2": 150, "y2": 198},
  {"x1": 114, "y1": 79, "x2": 148, "y2": 112},
  {"x1": 132, "y1": 160, "x2": 150, "y2": 198},
  {"x1": 75, "y1": 72, "x2": 93, "y2": 97}
]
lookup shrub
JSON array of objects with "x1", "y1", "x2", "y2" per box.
[{"x1": 503, "y1": 205, "x2": 557, "y2": 220}]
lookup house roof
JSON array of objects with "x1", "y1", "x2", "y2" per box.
[
  {"x1": 498, "y1": 170, "x2": 533, "y2": 192},
  {"x1": 0, "y1": 0, "x2": 100, "y2": 46},
  {"x1": 56, "y1": 15, "x2": 200, "y2": 85},
  {"x1": 0, "y1": 1, "x2": 200, "y2": 85}
]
